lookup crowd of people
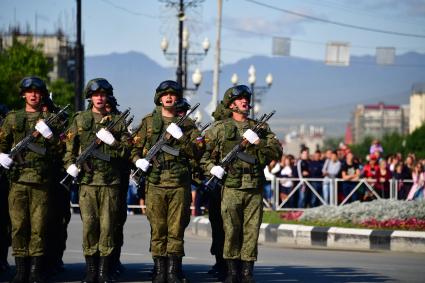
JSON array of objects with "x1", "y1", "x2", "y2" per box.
[{"x1": 263, "y1": 140, "x2": 425, "y2": 208}]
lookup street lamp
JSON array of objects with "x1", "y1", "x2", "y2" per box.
[
  {"x1": 160, "y1": 0, "x2": 209, "y2": 94},
  {"x1": 231, "y1": 64, "x2": 273, "y2": 118}
]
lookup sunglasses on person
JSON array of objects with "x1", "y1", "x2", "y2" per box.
[
  {"x1": 230, "y1": 85, "x2": 252, "y2": 99},
  {"x1": 21, "y1": 77, "x2": 46, "y2": 90},
  {"x1": 156, "y1": 80, "x2": 183, "y2": 94},
  {"x1": 87, "y1": 79, "x2": 113, "y2": 93}
]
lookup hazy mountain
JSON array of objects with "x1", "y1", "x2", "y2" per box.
[{"x1": 86, "y1": 51, "x2": 425, "y2": 138}]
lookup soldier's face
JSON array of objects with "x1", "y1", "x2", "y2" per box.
[
  {"x1": 230, "y1": 97, "x2": 250, "y2": 112},
  {"x1": 91, "y1": 92, "x2": 107, "y2": 109},
  {"x1": 160, "y1": 93, "x2": 178, "y2": 108},
  {"x1": 24, "y1": 90, "x2": 42, "y2": 108}
]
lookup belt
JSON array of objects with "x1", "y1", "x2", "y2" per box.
[{"x1": 241, "y1": 167, "x2": 254, "y2": 174}]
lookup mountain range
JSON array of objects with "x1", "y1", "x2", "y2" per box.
[{"x1": 86, "y1": 51, "x2": 425, "y2": 138}]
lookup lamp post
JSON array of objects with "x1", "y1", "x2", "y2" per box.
[
  {"x1": 160, "y1": 0, "x2": 209, "y2": 93},
  {"x1": 231, "y1": 65, "x2": 273, "y2": 119}
]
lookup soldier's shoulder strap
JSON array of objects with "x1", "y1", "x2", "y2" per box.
[{"x1": 10, "y1": 109, "x2": 26, "y2": 132}]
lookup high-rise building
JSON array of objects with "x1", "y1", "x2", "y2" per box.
[
  {"x1": 351, "y1": 102, "x2": 409, "y2": 144},
  {"x1": 409, "y1": 83, "x2": 425, "y2": 133}
]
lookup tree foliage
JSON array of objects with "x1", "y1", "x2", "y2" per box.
[{"x1": 0, "y1": 37, "x2": 75, "y2": 111}]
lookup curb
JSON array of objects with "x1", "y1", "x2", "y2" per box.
[{"x1": 190, "y1": 216, "x2": 425, "y2": 253}]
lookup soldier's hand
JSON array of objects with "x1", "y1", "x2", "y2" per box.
[
  {"x1": 96, "y1": 128, "x2": 116, "y2": 145},
  {"x1": 0, "y1": 153, "x2": 13, "y2": 169},
  {"x1": 243, "y1": 129, "x2": 260, "y2": 145},
  {"x1": 35, "y1": 120, "x2": 53, "y2": 139},
  {"x1": 66, "y1": 164, "x2": 79, "y2": 177},
  {"x1": 136, "y1": 158, "x2": 150, "y2": 172},
  {"x1": 166, "y1": 123, "x2": 183, "y2": 139},
  {"x1": 210, "y1": 165, "x2": 225, "y2": 179}
]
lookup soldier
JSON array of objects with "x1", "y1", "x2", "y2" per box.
[
  {"x1": 0, "y1": 103, "x2": 11, "y2": 274},
  {"x1": 63, "y1": 78, "x2": 130, "y2": 283},
  {"x1": 131, "y1": 80, "x2": 201, "y2": 283},
  {"x1": 201, "y1": 85, "x2": 282, "y2": 283},
  {"x1": 0, "y1": 76, "x2": 63, "y2": 283}
]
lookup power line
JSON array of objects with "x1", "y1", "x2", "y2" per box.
[
  {"x1": 100, "y1": 0, "x2": 163, "y2": 19},
  {"x1": 221, "y1": 25, "x2": 425, "y2": 52},
  {"x1": 245, "y1": 0, "x2": 425, "y2": 39}
]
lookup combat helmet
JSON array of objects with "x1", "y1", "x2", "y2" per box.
[
  {"x1": 84, "y1": 78, "x2": 113, "y2": 98},
  {"x1": 222, "y1": 85, "x2": 252, "y2": 108},
  {"x1": 154, "y1": 80, "x2": 183, "y2": 106},
  {"x1": 175, "y1": 97, "x2": 191, "y2": 113},
  {"x1": 19, "y1": 76, "x2": 49, "y2": 97}
]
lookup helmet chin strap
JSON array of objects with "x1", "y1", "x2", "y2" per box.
[{"x1": 231, "y1": 104, "x2": 250, "y2": 115}]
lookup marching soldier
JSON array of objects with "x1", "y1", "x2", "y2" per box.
[
  {"x1": 201, "y1": 85, "x2": 282, "y2": 283},
  {"x1": 0, "y1": 103, "x2": 11, "y2": 274},
  {"x1": 63, "y1": 78, "x2": 130, "y2": 283},
  {"x1": 131, "y1": 80, "x2": 201, "y2": 283},
  {"x1": 0, "y1": 76, "x2": 64, "y2": 283}
]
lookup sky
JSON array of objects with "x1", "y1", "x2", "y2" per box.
[{"x1": 1, "y1": 0, "x2": 425, "y2": 71}]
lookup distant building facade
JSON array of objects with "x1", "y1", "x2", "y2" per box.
[
  {"x1": 283, "y1": 124, "x2": 325, "y2": 155},
  {"x1": 351, "y1": 102, "x2": 409, "y2": 144},
  {"x1": 409, "y1": 83, "x2": 425, "y2": 133},
  {"x1": 0, "y1": 29, "x2": 76, "y2": 82}
]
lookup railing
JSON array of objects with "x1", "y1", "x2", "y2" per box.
[{"x1": 265, "y1": 177, "x2": 414, "y2": 211}]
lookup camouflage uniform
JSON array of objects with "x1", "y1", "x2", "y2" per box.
[
  {"x1": 0, "y1": 104, "x2": 11, "y2": 273},
  {"x1": 0, "y1": 76, "x2": 64, "y2": 283},
  {"x1": 64, "y1": 78, "x2": 130, "y2": 283},
  {"x1": 201, "y1": 85, "x2": 282, "y2": 282},
  {"x1": 131, "y1": 80, "x2": 201, "y2": 283}
]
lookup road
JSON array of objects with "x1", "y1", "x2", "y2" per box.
[{"x1": 1, "y1": 214, "x2": 425, "y2": 283}]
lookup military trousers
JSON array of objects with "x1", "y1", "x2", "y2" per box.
[
  {"x1": 79, "y1": 184, "x2": 120, "y2": 257},
  {"x1": 9, "y1": 182, "x2": 49, "y2": 257},
  {"x1": 221, "y1": 186, "x2": 263, "y2": 261},
  {"x1": 145, "y1": 183, "x2": 191, "y2": 257}
]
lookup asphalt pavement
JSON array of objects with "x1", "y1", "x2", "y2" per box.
[{"x1": 1, "y1": 214, "x2": 425, "y2": 283}]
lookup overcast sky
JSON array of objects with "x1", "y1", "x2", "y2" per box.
[{"x1": 1, "y1": 0, "x2": 425, "y2": 69}]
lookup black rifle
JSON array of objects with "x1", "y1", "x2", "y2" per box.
[
  {"x1": 0, "y1": 104, "x2": 70, "y2": 177},
  {"x1": 130, "y1": 103, "x2": 200, "y2": 186},
  {"x1": 205, "y1": 110, "x2": 275, "y2": 191},
  {"x1": 60, "y1": 108, "x2": 131, "y2": 190}
]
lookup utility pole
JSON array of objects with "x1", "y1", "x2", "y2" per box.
[
  {"x1": 75, "y1": 0, "x2": 84, "y2": 111},
  {"x1": 211, "y1": 0, "x2": 222, "y2": 113},
  {"x1": 177, "y1": 0, "x2": 184, "y2": 86}
]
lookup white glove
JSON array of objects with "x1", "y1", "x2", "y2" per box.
[
  {"x1": 243, "y1": 129, "x2": 260, "y2": 144},
  {"x1": 0, "y1": 153, "x2": 13, "y2": 169},
  {"x1": 96, "y1": 128, "x2": 116, "y2": 145},
  {"x1": 66, "y1": 164, "x2": 79, "y2": 178},
  {"x1": 35, "y1": 120, "x2": 53, "y2": 139},
  {"x1": 136, "y1": 158, "x2": 150, "y2": 172},
  {"x1": 166, "y1": 123, "x2": 183, "y2": 140},
  {"x1": 210, "y1": 165, "x2": 225, "y2": 179}
]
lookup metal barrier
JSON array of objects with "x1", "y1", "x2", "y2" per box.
[{"x1": 266, "y1": 177, "x2": 414, "y2": 211}]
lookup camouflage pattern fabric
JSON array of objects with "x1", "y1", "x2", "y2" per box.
[{"x1": 79, "y1": 184, "x2": 121, "y2": 256}]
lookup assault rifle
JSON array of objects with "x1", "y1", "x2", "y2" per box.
[
  {"x1": 205, "y1": 110, "x2": 276, "y2": 191},
  {"x1": 131, "y1": 103, "x2": 200, "y2": 186},
  {"x1": 60, "y1": 108, "x2": 131, "y2": 190},
  {"x1": 0, "y1": 104, "x2": 70, "y2": 177}
]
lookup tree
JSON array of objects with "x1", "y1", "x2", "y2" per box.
[
  {"x1": 0, "y1": 37, "x2": 75, "y2": 112},
  {"x1": 406, "y1": 124, "x2": 425, "y2": 158},
  {"x1": 0, "y1": 38, "x2": 51, "y2": 109}
]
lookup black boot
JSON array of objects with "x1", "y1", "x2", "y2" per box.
[
  {"x1": 81, "y1": 256, "x2": 98, "y2": 283},
  {"x1": 176, "y1": 257, "x2": 190, "y2": 283},
  {"x1": 166, "y1": 256, "x2": 182, "y2": 283},
  {"x1": 28, "y1": 256, "x2": 45, "y2": 283},
  {"x1": 224, "y1": 259, "x2": 239, "y2": 283},
  {"x1": 240, "y1": 261, "x2": 255, "y2": 283},
  {"x1": 98, "y1": 256, "x2": 113, "y2": 283},
  {"x1": 10, "y1": 257, "x2": 28, "y2": 283},
  {"x1": 152, "y1": 257, "x2": 166, "y2": 283}
]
